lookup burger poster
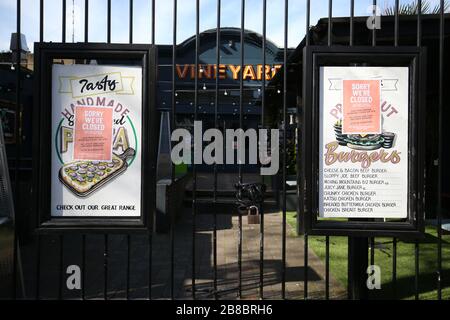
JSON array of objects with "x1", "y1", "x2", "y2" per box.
[
  {"x1": 319, "y1": 67, "x2": 409, "y2": 218},
  {"x1": 51, "y1": 64, "x2": 142, "y2": 217}
]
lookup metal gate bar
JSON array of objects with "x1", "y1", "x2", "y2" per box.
[
  {"x1": 371, "y1": 1, "x2": 377, "y2": 291},
  {"x1": 129, "y1": 0, "x2": 133, "y2": 43},
  {"x1": 260, "y1": 0, "x2": 266, "y2": 300},
  {"x1": 437, "y1": 0, "x2": 445, "y2": 300},
  {"x1": 370, "y1": 238, "x2": 375, "y2": 268},
  {"x1": 350, "y1": 0, "x2": 354, "y2": 46},
  {"x1": 392, "y1": 238, "x2": 397, "y2": 298},
  {"x1": 126, "y1": 234, "x2": 130, "y2": 299},
  {"x1": 392, "y1": 0, "x2": 400, "y2": 299},
  {"x1": 104, "y1": 0, "x2": 112, "y2": 300},
  {"x1": 82, "y1": 0, "x2": 89, "y2": 301},
  {"x1": 104, "y1": 234, "x2": 108, "y2": 299},
  {"x1": 81, "y1": 234, "x2": 86, "y2": 299},
  {"x1": 415, "y1": 1, "x2": 422, "y2": 300},
  {"x1": 147, "y1": 0, "x2": 156, "y2": 300},
  {"x1": 35, "y1": 231, "x2": 41, "y2": 298},
  {"x1": 213, "y1": 0, "x2": 220, "y2": 300},
  {"x1": 192, "y1": 0, "x2": 199, "y2": 300},
  {"x1": 60, "y1": 0, "x2": 66, "y2": 300},
  {"x1": 303, "y1": 0, "x2": 311, "y2": 301},
  {"x1": 415, "y1": 241, "x2": 419, "y2": 300},
  {"x1": 85, "y1": 0, "x2": 88, "y2": 42},
  {"x1": 107, "y1": 0, "x2": 111, "y2": 44},
  {"x1": 325, "y1": 0, "x2": 333, "y2": 301},
  {"x1": 62, "y1": 0, "x2": 66, "y2": 42},
  {"x1": 58, "y1": 235, "x2": 63, "y2": 299},
  {"x1": 281, "y1": 0, "x2": 288, "y2": 301},
  {"x1": 170, "y1": 0, "x2": 177, "y2": 300},
  {"x1": 238, "y1": 0, "x2": 244, "y2": 298},
  {"x1": 395, "y1": 0, "x2": 399, "y2": 47},
  {"x1": 11, "y1": 0, "x2": 20, "y2": 300}
]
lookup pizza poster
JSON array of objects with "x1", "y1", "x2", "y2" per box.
[
  {"x1": 319, "y1": 67, "x2": 409, "y2": 218},
  {"x1": 51, "y1": 64, "x2": 142, "y2": 217}
]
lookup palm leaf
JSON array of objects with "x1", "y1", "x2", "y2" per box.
[{"x1": 382, "y1": 0, "x2": 449, "y2": 15}]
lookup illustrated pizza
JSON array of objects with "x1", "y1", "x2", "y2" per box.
[{"x1": 59, "y1": 148, "x2": 135, "y2": 197}]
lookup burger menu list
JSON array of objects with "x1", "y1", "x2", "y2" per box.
[{"x1": 319, "y1": 67, "x2": 409, "y2": 218}]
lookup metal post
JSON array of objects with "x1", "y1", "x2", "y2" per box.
[
  {"x1": 281, "y1": 0, "x2": 288, "y2": 300},
  {"x1": 348, "y1": 237, "x2": 368, "y2": 300},
  {"x1": 148, "y1": 0, "x2": 155, "y2": 300},
  {"x1": 238, "y1": 0, "x2": 245, "y2": 298},
  {"x1": 191, "y1": 0, "x2": 199, "y2": 299},
  {"x1": 213, "y1": 0, "x2": 220, "y2": 300},
  {"x1": 260, "y1": 0, "x2": 266, "y2": 300},
  {"x1": 170, "y1": 0, "x2": 177, "y2": 300}
]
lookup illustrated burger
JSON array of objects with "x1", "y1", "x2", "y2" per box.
[
  {"x1": 333, "y1": 120, "x2": 385, "y2": 150},
  {"x1": 344, "y1": 133, "x2": 384, "y2": 150}
]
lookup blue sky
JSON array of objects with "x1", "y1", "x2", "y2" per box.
[{"x1": 0, "y1": 0, "x2": 445, "y2": 52}]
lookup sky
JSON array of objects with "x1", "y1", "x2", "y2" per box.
[{"x1": 0, "y1": 0, "x2": 446, "y2": 52}]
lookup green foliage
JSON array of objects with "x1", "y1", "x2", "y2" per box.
[
  {"x1": 286, "y1": 212, "x2": 450, "y2": 299},
  {"x1": 175, "y1": 162, "x2": 188, "y2": 177},
  {"x1": 382, "y1": 0, "x2": 449, "y2": 15}
]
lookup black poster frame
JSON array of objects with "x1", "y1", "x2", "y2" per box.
[
  {"x1": 301, "y1": 46, "x2": 426, "y2": 238},
  {"x1": 33, "y1": 43, "x2": 157, "y2": 233}
]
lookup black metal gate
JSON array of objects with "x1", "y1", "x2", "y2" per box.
[{"x1": 1, "y1": 0, "x2": 449, "y2": 300}]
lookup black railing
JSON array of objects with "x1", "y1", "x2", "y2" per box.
[{"x1": 2, "y1": 0, "x2": 447, "y2": 300}]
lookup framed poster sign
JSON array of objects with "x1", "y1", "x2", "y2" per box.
[
  {"x1": 34, "y1": 43, "x2": 157, "y2": 231},
  {"x1": 302, "y1": 46, "x2": 426, "y2": 237}
]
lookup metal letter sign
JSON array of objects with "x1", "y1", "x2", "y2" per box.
[
  {"x1": 34, "y1": 43, "x2": 157, "y2": 231},
  {"x1": 302, "y1": 46, "x2": 426, "y2": 237}
]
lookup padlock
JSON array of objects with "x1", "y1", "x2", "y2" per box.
[{"x1": 247, "y1": 205, "x2": 260, "y2": 224}]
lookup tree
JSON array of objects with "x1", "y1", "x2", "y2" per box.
[{"x1": 382, "y1": 0, "x2": 449, "y2": 15}]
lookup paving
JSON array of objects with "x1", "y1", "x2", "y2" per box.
[
  {"x1": 149, "y1": 209, "x2": 346, "y2": 300},
  {"x1": 19, "y1": 208, "x2": 346, "y2": 300}
]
